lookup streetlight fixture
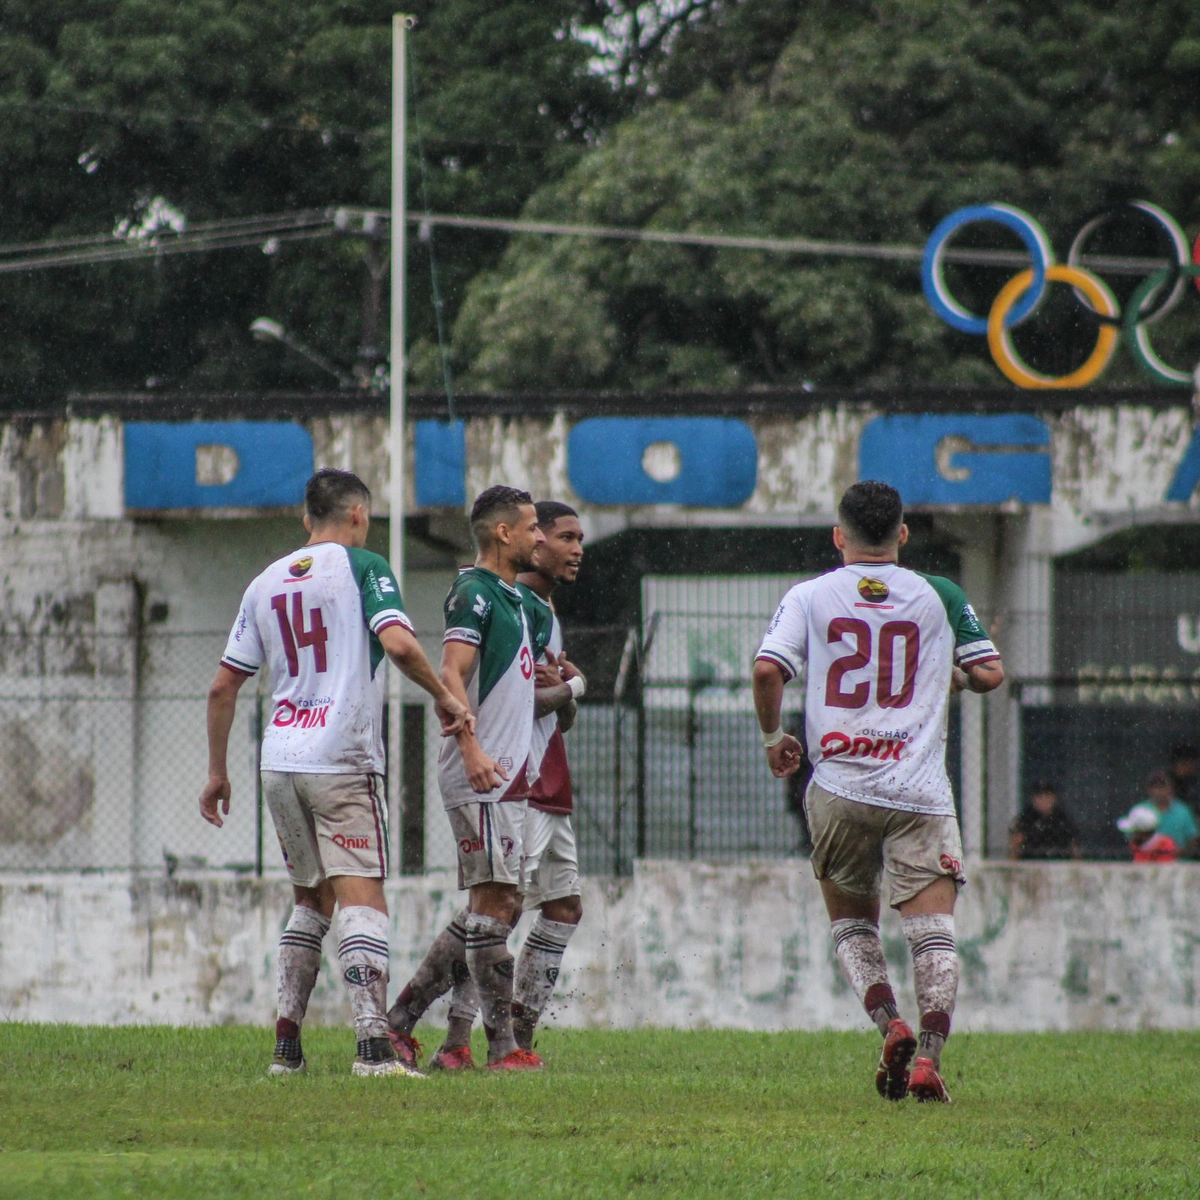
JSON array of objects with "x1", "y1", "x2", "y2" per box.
[{"x1": 249, "y1": 317, "x2": 355, "y2": 389}]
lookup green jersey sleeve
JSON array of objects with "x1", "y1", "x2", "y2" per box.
[
  {"x1": 444, "y1": 572, "x2": 491, "y2": 648},
  {"x1": 346, "y1": 547, "x2": 412, "y2": 636},
  {"x1": 920, "y1": 573, "x2": 1000, "y2": 667}
]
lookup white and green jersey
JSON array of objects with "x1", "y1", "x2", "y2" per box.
[
  {"x1": 756, "y1": 563, "x2": 999, "y2": 815},
  {"x1": 221, "y1": 542, "x2": 412, "y2": 774},
  {"x1": 437, "y1": 567, "x2": 553, "y2": 809}
]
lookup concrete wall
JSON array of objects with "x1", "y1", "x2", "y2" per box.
[{"x1": 3, "y1": 862, "x2": 1198, "y2": 1032}]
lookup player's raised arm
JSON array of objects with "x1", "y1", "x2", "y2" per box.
[
  {"x1": 377, "y1": 623, "x2": 472, "y2": 736},
  {"x1": 441, "y1": 638, "x2": 508, "y2": 792},
  {"x1": 199, "y1": 664, "x2": 251, "y2": 827}
]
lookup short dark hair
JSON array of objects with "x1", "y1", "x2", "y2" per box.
[
  {"x1": 838, "y1": 481, "x2": 904, "y2": 546},
  {"x1": 305, "y1": 468, "x2": 371, "y2": 524},
  {"x1": 470, "y1": 484, "x2": 533, "y2": 547},
  {"x1": 1030, "y1": 781, "x2": 1058, "y2": 796},
  {"x1": 535, "y1": 500, "x2": 578, "y2": 529}
]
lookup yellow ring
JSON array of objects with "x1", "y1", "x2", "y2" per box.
[{"x1": 987, "y1": 265, "x2": 1119, "y2": 388}]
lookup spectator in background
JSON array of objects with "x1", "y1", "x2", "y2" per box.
[
  {"x1": 1008, "y1": 783, "x2": 1082, "y2": 860},
  {"x1": 1168, "y1": 744, "x2": 1199, "y2": 807},
  {"x1": 1119, "y1": 770, "x2": 1199, "y2": 859},
  {"x1": 1117, "y1": 804, "x2": 1179, "y2": 863}
]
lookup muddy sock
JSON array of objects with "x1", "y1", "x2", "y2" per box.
[
  {"x1": 465, "y1": 913, "x2": 516, "y2": 1063},
  {"x1": 444, "y1": 974, "x2": 478, "y2": 1049},
  {"x1": 903, "y1": 912, "x2": 958, "y2": 1068},
  {"x1": 386, "y1": 907, "x2": 469, "y2": 1035},
  {"x1": 513, "y1": 915, "x2": 577, "y2": 1046},
  {"x1": 277, "y1": 905, "x2": 330, "y2": 1028},
  {"x1": 831, "y1": 918, "x2": 898, "y2": 1036},
  {"x1": 337, "y1": 905, "x2": 390, "y2": 1042}
]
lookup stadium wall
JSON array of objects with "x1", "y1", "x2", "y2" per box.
[{"x1": 3, "y1": 861, "x2": 1199, "y2": 1032}]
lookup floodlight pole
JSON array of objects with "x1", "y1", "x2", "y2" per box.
[{"x1": 389, "y1": 13, "x2": 412, "y2": 866}]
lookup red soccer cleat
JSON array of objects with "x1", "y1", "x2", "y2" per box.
[
  {"x1": 874, "y1": 1018, "x2": 917, "y2": 1101},
  {"x1": 487, "y1": 1047, "x2": 544, "y2": 1071},
  {"x1": 429, "y1": 1043, "x2": 476, "y2": 1071},
  {"x1": 908, "y1": 1056, "x2": 952, "y2": 1103},
  {"x1": 387, "y1": 1030, "x2": 422, "y2": 1069}
]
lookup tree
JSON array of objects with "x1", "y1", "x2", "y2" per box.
[
  {"x1": 451, "y1": 0, "x2": 1200, "y2": 391},
  {"x1": 0, "y1": 1, "x2": 613, "y2": 393}
]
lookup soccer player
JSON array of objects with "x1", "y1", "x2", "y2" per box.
[
  {"x1": 386, "y1": 485, "x2": 551, "y2": 1071},
  {"x1": 751, "y1": 481, "x2": 1004, "y2": 1103},
  {"x1": 418, "y1": 500, "x2": 587, "y2": 1067},
  {"x1": 199, "y1": 468, "x2": 471, "y2": 1078}
]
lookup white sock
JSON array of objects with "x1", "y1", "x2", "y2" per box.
[
  {"x1": 830, "y1": 918, "x2": 898, "y2": 1036},
  {"x1": 337, "y1": 905, "x2": 390, "y2": 1041},
  {"x1": 514, "y1": 915, "x2": 578, "y2": 1025},
  {"x1": 277, "y1": 905, "x2": 331, "y2": 1027},
  {"x1": 465, "y1": 913, "x2": 516, "y2": 1062},
  {"x1": 902, "y1": 912, "x2": 958, "y2": 1066}
]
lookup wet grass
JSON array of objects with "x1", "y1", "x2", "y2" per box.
[{"x1": 0, "y1": 1024, "x2": 1197, "y2": 1197}]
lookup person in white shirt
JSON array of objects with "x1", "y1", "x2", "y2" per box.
[
  {"x1": 200, "y1": 468, "x2": 471, "y2": 1078},
  {"x1": 752, "y1": 481, "x2": 1004, "y2": 1103}
]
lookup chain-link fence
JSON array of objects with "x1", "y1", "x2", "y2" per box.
[{"x1": 6, "y1": 582, "x2": 1195, "y2": 874}]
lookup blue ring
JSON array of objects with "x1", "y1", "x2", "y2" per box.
[{"x1": 921, "y1": 204, "x2": 1053, "y2": 335}]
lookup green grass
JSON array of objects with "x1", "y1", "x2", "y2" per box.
[{"x1": 0, "y1": 1025, "x2": 1197, "y2": 1198}]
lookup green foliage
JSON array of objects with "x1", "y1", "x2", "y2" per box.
[
  {"x1": 8, "y1": 1, "x2": 1200, "y2": 393},
  {"x1": 0, "y1": 1, "x2": 609, "y2": 392},
  {"x1": 1, "y1": 1023, "x2": 1199, "y2": 1198},
  {"x1": 452, "y1": 0, "x2": 1200, "y2": 391}
]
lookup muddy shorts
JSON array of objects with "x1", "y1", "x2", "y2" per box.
[
  {"x1": 447, "y1": 799, "x2": 527, "y2": 890},
  {"x1": 805, "y1": 780, "x2": 966, "y2": 908},
  {"x1": 262, "y1": 771, "x2": 389, "y2": 887},
  {"x1": 521, "y1": 808, "x2": 580, "y2": 907}
]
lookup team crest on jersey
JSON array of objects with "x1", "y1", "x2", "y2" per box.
[
  {"x1": 289, "y1": 556, "x2": 313, "y2": 578},
  {"x1": 857, "y1": 577, "x2": 890, "y2": 602}
]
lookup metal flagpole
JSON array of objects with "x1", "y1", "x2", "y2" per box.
[{"x1": 388, "y1": 13, "x2": 411, "y2": 869}]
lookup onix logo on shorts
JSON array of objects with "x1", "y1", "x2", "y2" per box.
[
  {"x1": 332, "y1": 833, "x2": 371, "y2": 850},
  {"x1": 459, "y1": 837, "x2": 484, "y2": 855}
]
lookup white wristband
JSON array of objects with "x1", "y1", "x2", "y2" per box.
[
  {"x1": 761, "y1": 727, "x2": 784, "y2": 748},
  {"x1": 567, "y1": 675, "x2": 586, "y2": 700}
]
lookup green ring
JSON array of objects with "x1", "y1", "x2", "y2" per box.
[{"x1": 1124, "y1": 265, "x2": 1200, "y2": 387}]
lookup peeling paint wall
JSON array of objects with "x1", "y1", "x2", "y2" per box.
[
  {"x1": 6, "y1": 406, "x2": 1200, "y2": 530},
  {"x1": 3, "y1": 863, "x2": 1198, "y2": 1032}
]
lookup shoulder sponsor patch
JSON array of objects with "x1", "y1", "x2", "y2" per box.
[{"x1": 289, "y1": 556, "x2": 313, "y2": 578}]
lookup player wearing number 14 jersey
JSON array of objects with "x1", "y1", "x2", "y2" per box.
[
  {"x1": 201, "y1": 469, "x2": 470, "y2": 1080},
  {"x1": 752, "y1": 481, "x2": 1004, "y2": 1103}
]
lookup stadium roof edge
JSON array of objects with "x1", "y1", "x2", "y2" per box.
[{"x1": 0, "y1": 385, "x2": 1189, "y2": 421}]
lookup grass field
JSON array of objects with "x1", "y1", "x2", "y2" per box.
[{"x1": 1, "y1": 1024, "x2": 1197, "y2": 1198}]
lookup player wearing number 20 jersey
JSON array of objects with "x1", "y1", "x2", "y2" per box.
[
  {"x1": 221, "y1": 542, "x2": 413, "y2": 774},
  {"x1": 756, "y1": 563, "x2": 998, "y2": 815}
]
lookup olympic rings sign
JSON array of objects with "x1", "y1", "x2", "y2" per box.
[{"x1": 922, "y1": 202, "x2": 1200, "y2": 389}]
